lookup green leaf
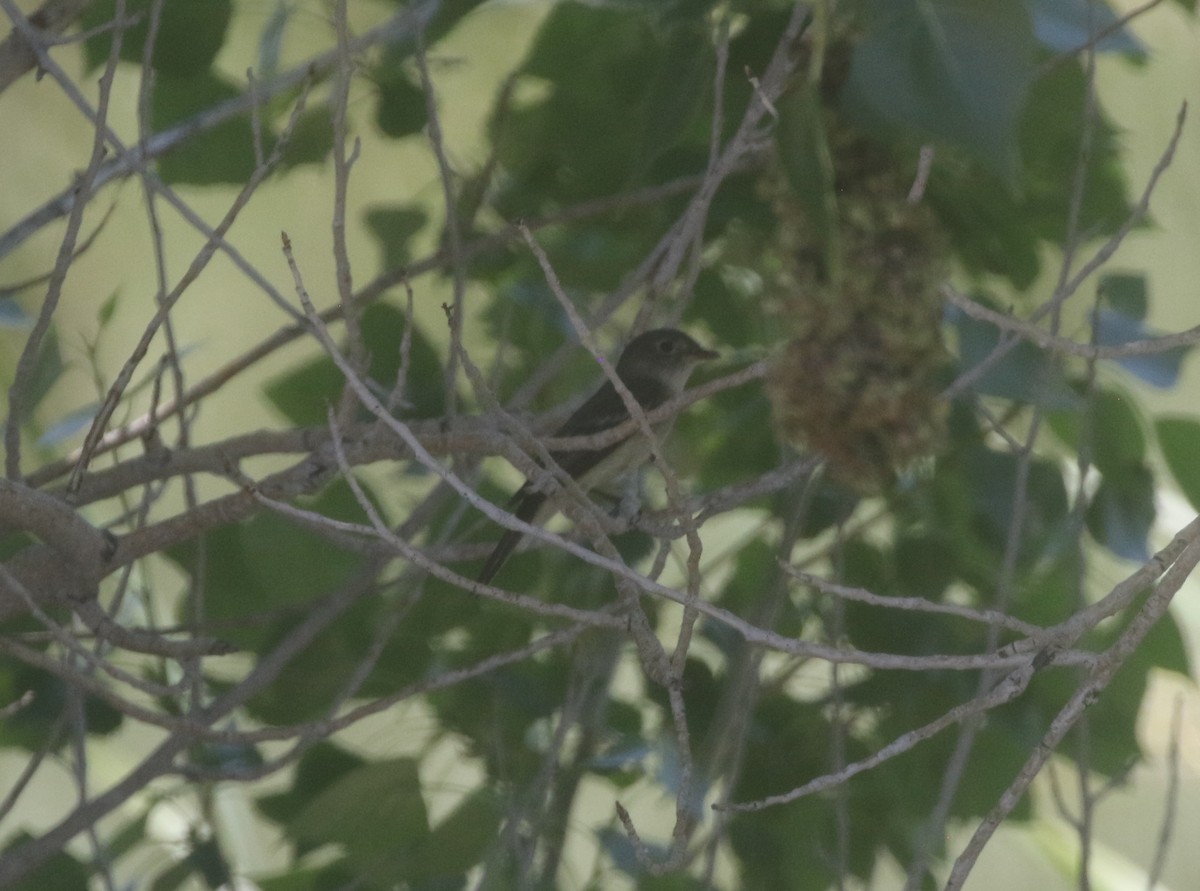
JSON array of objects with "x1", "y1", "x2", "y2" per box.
[
  {"x1": 895, "y1": 531, "x2": 956, "y2": 598},
  {"x1": 632, "y1": 22, "x2": 712, "y2": 177},
  {"x1": 0, "y1": 663, "x2": 122, "y2": 751},
  {"x1": 405, "y1": 789, "x2": 502, "y2": 880},
  {"x1": 1090, "y1": 387, "x2": 1145, "y2": 476},
  {"x1": 365, "y1": 206, "x2": 429, "y2": 270},
  {"x1": 1086, "y1": 464, "x2": 1155, "y2": 562},
  {"x1": 712, "y1": 538, "x2": 775, "y2": 619},
  {"x1": 2, "y1": 833, "x2": 89, "y2": 891},
  {"x1": 82, "y1": 0, "x2": 232, "y2": 78},
  {"x1": 1156, "y1": 417, "x2": 1200, "y2": 512},
  {"x1": 257, "y1": 0, "x2": 292, "y2": 82},
  {"x1": 167, "y1": 482, "x2": 365, "y2": 650},
  {"x1": 23, "y1": 329, "x2": 64, "y2": 415},
  {"x1": 265, "y1": 302, "x2": 446, "y2": 424},
  {"x1": 277, "y1": 104, "x2": 335, "y2": 169},
  {"x1": 105, "y1": 815, "x2": 150, "y2": 862},
  {"x1": 1098, "y1": 272, "x2": 1147, "y2": 320},
  {"x1": 256, "y1": 869, "x2": 322, "y2": 891},
  {"x1": 775, "y1": 85, "x2": 840, "y2": 283},
  {"x1": 955, "y1": 445, "x2": 1070, "y2": 565},
  {"x1": 257, "y1": 743, "x2": 367, "y2": 855},
  {"x1": 682, "y1": 386, "x2": 778, "y2": 491},
  {"x1": 150, "y1": 836, "x2": 231, "y2": 891},
  {"x1": 927, "y1": 58, "x2": 1132, "y2": 288},
  {"x1": 480, "y1": 277, "x2": 568, "y2": 367},
  {"x1": 1140, "y1": 608, "x2": 1192, "y2": 677},
  {"x1": 424, "y1": 0, "x2": 492, "y2": 44},
  {"x1": 1095, "y1": 308, "x2": 1190, "y2": 389},
  {"x1": 289, "y1": 759, "x2": 430, "y2": 882},
  {"x1": 1013, "y1": 544, "x2": 1084, "y2": 624},
  {"x1": 951, "y1": 305, "x2": 1080, "y2": 409},
  {"x1": 97, "y1": 291, "x2": 120, "y2": 327},
  {"x1": 373, "y1": 56, "x2": 428, "y2": 138},
  {"x1": 691, "y1": 268, "x2": 763, "y2": 349},
  {"x1": 151, "y1": 72, "x2": 256, "y2": 185},
  {"x1": 499, "y1": 3, "x2": 664, "y2": 201},
  {"x1": 842, "y1": 0, "x2": 1037, "y2": 181}
]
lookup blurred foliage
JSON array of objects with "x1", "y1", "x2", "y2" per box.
[{"x1": 3, "y1": 1, "x2": 1199, "y2": 889}]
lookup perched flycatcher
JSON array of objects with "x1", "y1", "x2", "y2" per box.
[{"x1": 478, "y1": 328, "x2": 718, "y2": 583}]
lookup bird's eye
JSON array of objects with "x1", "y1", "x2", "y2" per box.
[{"x1": 658, "y1": 339, "x2": 676, "y2": 353}]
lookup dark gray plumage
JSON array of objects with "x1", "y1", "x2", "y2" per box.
[{"x1": 478, "y1": 328, "x2": 717, "y2": 584}]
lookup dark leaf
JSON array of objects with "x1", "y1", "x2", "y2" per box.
[
  {"x1": 151, "y1": 72, "x2": 257, "y2": 185},
  {"x1": 82, "y1": 0, "x2": 232, "y2": 77},
  {"x1": 365, "y1": 206, "x2": 429, "y2": 271},
  {"x1": 775, "y1": 85, "x2": 840, "y2": 281},
  {"x1": 166, "y1": 482, "x2": 366, "y2": 650},
  {"x1": 404, "y1": 789, "x2": 502, "y2": 881},
  {"x1": 23, "y1": 329, "x2": 64, "y2": 416},
  {"x1": 951, "y1": 304, "x2": 1080, "y2": 409},
  {"x1": 1086, "y1": 464, "x2": 1155, "y2": 561},
  {"x1": 928, "y1": 59, "x2": 1132, "y2": 287},
  {"x1": 373, "y1": 57, "x2": 428, "y2": 138},
  {"x1": 2, "y1": 833, "x2": 89, "y2": 891},
  {"x1": 1097, "y1": 272, "x2": 1147, "y2": 320},
  {"x1": 0, "y1": 663, "x2": 122, "y2": 751},
  {"x1": 1156, "y1": 417, "x2": 1200, "y2": 512},
  {"x1": 289, "y1": 759, "x2": 430, "y2": 883},
  {"x1": 265, "y1": 302, "x2": 446, "y2": 423},
  {"x1": 632, "y1": 22, "x2": 713, "y2": 176},
  {"x1": 277, "y1": 104, "x2": 335, "y2": 169},
  {"x1": 257, "y1": 743, "x2": 367, "y2": 856},
  {"x1": 841, "y1": 0, "x2": 1036, "y2": 181},
  {"x1": 1090, "y1": 386, "x2": 1146, "y2": 476}
]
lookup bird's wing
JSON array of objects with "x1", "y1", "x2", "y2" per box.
[
  {"x1": 548, "y1": 376, "x2": 673, "y2": 479},
  {"x1": 477, "y1": 376, "x2": 672, "y2": 584}
]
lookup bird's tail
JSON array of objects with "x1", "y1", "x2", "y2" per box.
[{"x1": 476, "y1": 488, "x2": 546, "y2": 584}]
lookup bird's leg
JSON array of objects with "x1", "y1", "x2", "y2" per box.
[{"x1": 587, "y1": 470, "x2": 645, "y2": 523}]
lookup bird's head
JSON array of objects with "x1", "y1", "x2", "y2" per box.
[{"x1": 615, "y1": 328, "x2": 719, "y2": 390}]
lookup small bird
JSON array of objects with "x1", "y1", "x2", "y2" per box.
[{"x1": 478, "y1": 328, "x2": 719, "y2": 584}]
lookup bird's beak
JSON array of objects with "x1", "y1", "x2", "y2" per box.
[{"x1": 694, "y1": 345, "x2": 719, "y2": 362}]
